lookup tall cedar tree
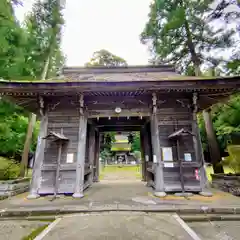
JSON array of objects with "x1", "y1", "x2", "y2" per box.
[
  {"x1": 141, "y1": 0, "x2": 234, "y2": 76},
  {"x1": 85, "y1": 49, "x2": 127, "y2": 67},
  {"x1": 24, "y1": 0, "x2": 65, "y2": 79},
  {"x1": 208, "y1": 0, "x2": 240, "y2": 75},
  {"x1": 0, "y1": 0, "x2": 26, "y2": 79}
]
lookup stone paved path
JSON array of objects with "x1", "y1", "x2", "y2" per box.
[
  {"x1": 43, "y1": 212, "x2": 194, "y2": 240},
  {"x1": 0, "y1": 166, "x2": 240, "y2": 213},
  {"x1": 189, "y1": 221, "x2": 240, "y2": 240},
  {"x1": 0, "y1": 220, "x2": 48, "y2": 240}
]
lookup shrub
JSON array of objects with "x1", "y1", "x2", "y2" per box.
[
  {"x1": 222, "y1": 145, "x2": 240, "y2": 174},
  {"x1": 0, "y1": 157, "x2": 20, "y2": 180}
]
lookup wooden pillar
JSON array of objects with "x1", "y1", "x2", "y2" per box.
[
  {"x1": 193, "y1": 94, "x2": 212, "y2": 196},
  {"x1": 140, "y1": 129, "x2": 146, "y2": 181},
  {"x1": 88, "y1": 125, "x2": 96, "y2": 185},
  {"x1": 27, "y1": 98, "x2": 48, "y2": 199},
  {"x1": 150, "y1": 93, "x2": 166, "y2": 197},
  {"x1": 93, "y1": 130, "x2": 100, "y2": 182},
  {"x1": 73, "y1": 95, "x2": 87, "y2": 198},
  {"x1": 203, "y1": 109, "x2": 224, "y2": 173}
]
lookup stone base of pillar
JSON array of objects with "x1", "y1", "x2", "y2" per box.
[
  {"x1": 154, "y1": 191, "x2": 167, "y2": 197},
  {"x1": 199, "y1": 190, "x2": 213, "y2": 197},
  {"x1": 174, "y1": 192, "x2": 193, "y2": 197},
  {"x1": 146, "y1": 181, "x2": 153, "y2": 187},
  {"x1": 27, "y1": 193, "x2": 40, "y2": 199},
  {"x1": 72, "y1": 192, "x2": 84, "y2": 198}
]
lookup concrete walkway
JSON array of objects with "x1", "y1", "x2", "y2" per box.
[
  {"x1": 0, "y1": 180, "x2": 240, "y2": 217},
  {"x1": 42, "y1": 212, "x2": 195, "y2": 240},
  {"x1": 1, "y1": 166, "x2": 240, "y2": 216}
]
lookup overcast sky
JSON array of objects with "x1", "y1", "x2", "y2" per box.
[{"x1": 15, "y1": 0, "x2": 152, "y2": 66}]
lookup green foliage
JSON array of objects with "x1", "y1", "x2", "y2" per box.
[
  {"x1": 141, "y1": 0, "x2": 234, "y2": 75},
  {"x1": 100, "y1": 148, "x2": 111, "y2": 162},
  {"x1": 22, "y1": 224, "x2": 49, "y2": 240},
  {"x1": 23, "y1": 0, "x2": 65, "y2": 79},
  {"x1": 0, "y1": 0, "x2": 27, "y2": 79},
  {"x1": 0, "y1": 0, "x2": 63, "y2": 175},
  {"x1": 198, "y1": 94, "x2": 240, "y2": 154},
  {"x1": 0, "y1": 99, "x2": 39, "y2": 159},
  {"x1": 0, "y1": 157, "x2": 20, "y2": 180},
  {"x1": 222, "y1": 145, "x2": 240, "y2": 173},
  {"x1": 85, "y1": 49, "x2": 127, "y2": 67},
  {"x1": 133, "y1": 151, "x2": 141, "y2": 161},
  {"x1": 131, "y1": 132, "x2": 141, "y2": 152}
]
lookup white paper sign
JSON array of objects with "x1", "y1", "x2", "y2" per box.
[
  {"x1": 184, "y1": 153, "x2": 192, "y2": 162},
  {"x1": 66, "y1": 153, "x2": 74, "y2": 163},
  {"x1": 162, "y1": 147, "x2": 173, "y2": 161},
  {"x1": 145, "y1": 155, "x2": 149, "y2": 162},
  {"x1": 153, "y1": 155, "x2": 157, "y2": 163},
  {"x1": 164, "y1": 162, "x2": 174, "y2": 168}
]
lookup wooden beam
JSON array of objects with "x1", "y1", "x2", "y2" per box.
[
  {"x1": 98, "y1": 126, "x2": 141, "y2": 132},
  {"x1": 94, "y1": 117, "x2": 147, "y2": 126}
]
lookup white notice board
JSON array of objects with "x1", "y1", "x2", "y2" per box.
[
  {"x1": 184, "y1": 153, "x2": 192, "y2": 162},
  {"x1": 162, "y1": 147, "x2": 173, "y2": 161},
  {"x1": 66, "y1": 153, "x2": 74, "y2": 163}
]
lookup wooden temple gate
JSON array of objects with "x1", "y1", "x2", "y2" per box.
[{"x1": 0, "y1": 65, "x2": 239, "y2": 198}]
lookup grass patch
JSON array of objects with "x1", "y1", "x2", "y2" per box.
[
  {"x1": 22, "y1": 224, "x2": 49, "y2": 240},
  {"x1": 206, "y1": 166, "x2": 234, "y2": 181},
  {"x1": 100, "y1": 165, "x2": 234, "y2": 182},
  {"x1": 100, "y1": 164, "x2": 142, "y2": 180}
]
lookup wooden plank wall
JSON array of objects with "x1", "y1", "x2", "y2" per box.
[
  {"x1": 39, "y1": 109, "x2": 80, "y2": 194},
  {"x1": 157, "y1": 105, "x2": 201, "y2": 192}
]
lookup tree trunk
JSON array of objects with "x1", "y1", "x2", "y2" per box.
[
  {"x1": 19, "y1": 113, "x2": 36, "y2": 178},
  {"x1": 203, "y1": 110, "x2": 224, "y2": 173},
  {"x1": 182, "y1": 9, "x2": 201, "y2": 76},
  {"x1": 41, "y1": 55, "x2": 50, "y2": 80},
  {"x1": 20, "y1": 53, "x2": 50, "y2": 178}
]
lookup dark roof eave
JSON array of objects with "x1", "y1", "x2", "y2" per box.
[{"x1": 0, "y1": 76, "x2": 240, "y2": 91}]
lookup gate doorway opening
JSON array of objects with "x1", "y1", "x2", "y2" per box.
[{"x1": 89, "y1": 116, "x2": 151, "y2": 184}]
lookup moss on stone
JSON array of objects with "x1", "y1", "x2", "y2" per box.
[{"x1": 21, "y1": 224, "x2": 49, "y2": 240}]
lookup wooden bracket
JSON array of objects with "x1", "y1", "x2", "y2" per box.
[
  {"x1": 79, "y1": 94, "x2": 84, "y2": 115},
  {"x1": 192, "y1": 92, "x2": 198, "y2": 113},
  {"x1": 152, "y1": 93, "x2": 157, "y2": 114},
  {"x1": 39, "y1": 96, "x2": 44, "y2": 116}
]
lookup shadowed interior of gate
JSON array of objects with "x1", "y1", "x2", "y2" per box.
[{"x1": 95, "y1": 117, "x2": 148, "y2": 183}]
